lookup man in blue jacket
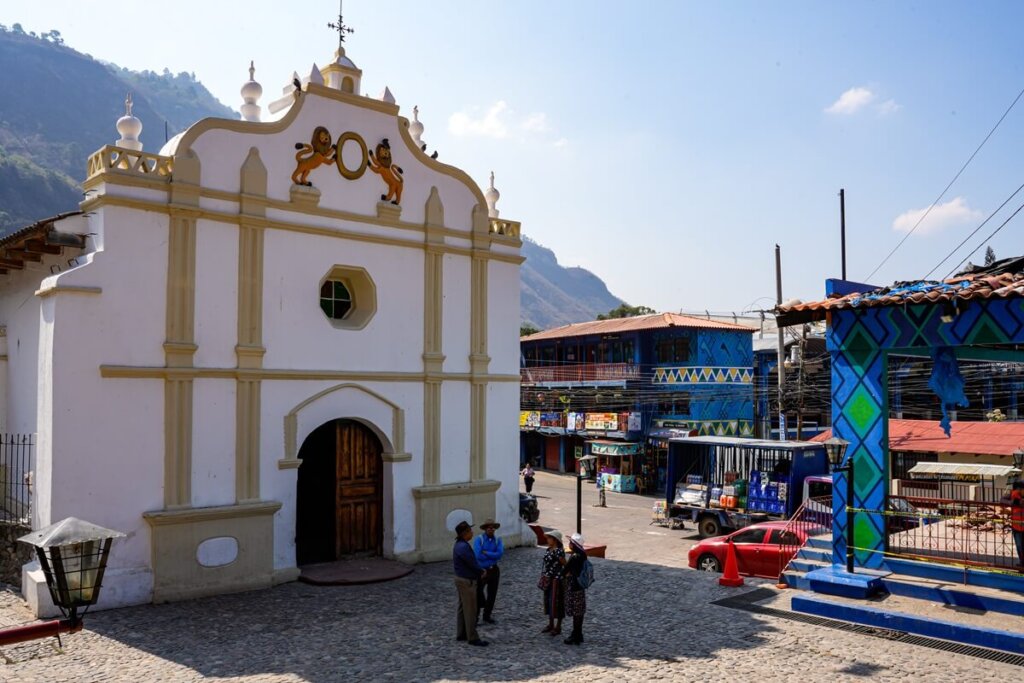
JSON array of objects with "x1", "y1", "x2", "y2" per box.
[
  {"x1": 453, "y1": 520, "x2": 488, "y2": 646},
  {"x1": 474, "y1": 518, "x2": 504, "y2": 624}
]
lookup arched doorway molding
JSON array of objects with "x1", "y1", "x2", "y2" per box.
[{"x1": 279, "y1": 383, "x2": 412, "y2": 469}]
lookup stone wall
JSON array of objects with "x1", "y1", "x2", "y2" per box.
[{"x1": 0, "y1": 521, "x2": 31, "y2": 587}]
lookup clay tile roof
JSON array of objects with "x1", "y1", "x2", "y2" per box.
[
  {"x1": 812, "y1": 419, "x2": 1024, "y2": 456},
  {"x1": 521, "y1": 312, "x2": 755, "y2": 341},
  {"x1": 776, "y1": 256, "x2": 1024, "y2": 325}
]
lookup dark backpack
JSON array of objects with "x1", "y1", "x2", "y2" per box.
[{"x1": 577, "y1": 558, "x2": 595, "y2": 589}]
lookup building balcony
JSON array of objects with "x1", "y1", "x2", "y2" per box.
[{"x1": 521, "y1": 363, "x2": 640, "y2": 385}]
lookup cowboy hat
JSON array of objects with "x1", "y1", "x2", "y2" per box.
[
  {"x1": 570, "y1": 532, "x2": 585, "y2": 549},
  {"x1": 454, "y1": 520, "x2": 473, "y2": 536},
  {"x1": 545, "y1": 529, "x2": 563, "y2": 544},
  {"x1": 479, "y1": 518, "x2": 501, "y2": 530}
]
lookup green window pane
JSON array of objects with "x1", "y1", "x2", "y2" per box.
[
  {"x1": 335, "y1": 300, "x2": 352, "y2": 319},
  {"x1": 334, "y1": 281, "x2": 351, "y2": 301},
  {"x1": 320, "y1": 298, "x2": 333, "y2": 317},
  {"x1": 320, "y1": 281, "x2": 332, "y2": 298}
]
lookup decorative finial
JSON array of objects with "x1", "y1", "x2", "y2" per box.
[
  {"x1": 484, "y1": 170, "x2": 500, "y2": 218},
  {"x1": 379, "y1": 86, "x2": 395, "y2": 105},
  {"x1": 116, "y1": 91, "x2": 143, "y2": 151},
  {"x1": 409, "y1": 105, "x2": 426, "y2": 149},
  {"x1": 327, "y1": 0, "x2": 355, "y2": 48},
  {"x1": 240, "y1": 61, "x2": 263, "y2": 122}
]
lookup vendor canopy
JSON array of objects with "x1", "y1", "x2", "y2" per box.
[
  {"x1": 588, "y1": 440, "x2": 642, "y2": 456},
  {"x1": 908, "y1": 462, "x2": 1020, "y2": 479}
]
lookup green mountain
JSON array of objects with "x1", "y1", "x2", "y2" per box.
[{"x1": 0, "y1": 25, "x2": 234, "y2": 233}]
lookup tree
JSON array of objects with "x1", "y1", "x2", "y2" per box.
[
  {"x1": 596, "y1": 304, "x2": 656, "y2": 320},
  {"x1": 984, "y1": 246, "x2": 997, "y2": 266},
  {"x1": 520, "y1": 323, "x2": 540, "y2": 337},
  {"x1": 11, "y1": 23, "x2": 24, "y2": 34}
]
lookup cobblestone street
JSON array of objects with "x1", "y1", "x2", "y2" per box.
[{"x1": 0, "y1": 472, "x2": 1018, "y2": 681}]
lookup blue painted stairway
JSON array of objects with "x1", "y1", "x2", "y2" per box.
[{"x1": 781, "y1": 533, "x2": 833, "y2": 590}]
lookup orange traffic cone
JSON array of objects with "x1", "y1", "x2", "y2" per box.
[{"x1": 719, "y1": 541, "x2": 745, "y2": 587}]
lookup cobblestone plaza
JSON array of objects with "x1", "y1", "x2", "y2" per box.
[{"x1": 0, "y1": 474, "x2": 1018, "y2": 682}]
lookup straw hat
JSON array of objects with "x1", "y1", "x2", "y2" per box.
[
  {"x1": 545, "y1": 529, "x2": 563, "y2": 544},
  {"x1": 570, "y1": 532, "x2": 585, "y2": 549},
  {"x1": 480, "y1": 518, "x2": 501, "y2": 530}
]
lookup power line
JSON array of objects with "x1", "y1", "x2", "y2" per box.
[
  {"x1": 865, "y1": 84, "x2": 1024, "y2": 282},
  {"x1": 944, "y1": 199, "x2": 1024, "y2": 279},
  {"x1": 923, "y1": 179, "x2": 1024, "y2": 279}
]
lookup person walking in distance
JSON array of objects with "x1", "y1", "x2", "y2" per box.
[
  {"x1": 539, "y1": 530, "x2": 565, "y2": 636},
  {"x1": 563, "y1": 533, "x2": 591, "y2": 645},
  {"x1": 522, "y1": 462, "x2": 536, "y2": 494},
  {"x1": 452, "y1": 521, "x2": 488, "y2": 646},
  {"x1": 474, "y1": 519, "x2": 504, "y2": 624},
  {"x1": 1009, "y1": 480, "x2": 1024, "y2": 569}
]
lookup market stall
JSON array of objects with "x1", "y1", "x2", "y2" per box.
[{"x1": 588, "y1": 440, "x2": 643, "y2": 493}]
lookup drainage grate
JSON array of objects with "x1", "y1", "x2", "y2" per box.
[{"x1": 712, "y1": 589, "x2": 1024, "y2": 667}]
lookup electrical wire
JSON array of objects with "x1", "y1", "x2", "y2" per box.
[
  {"x1": 865, "y1": 85, "x2": 1024, "y2": 282},
  {"x1": 944, "y1": 199, "x2": 1024, "y2": 279},
  {"x1": 923, "y1": 180, "x2": 1024, "y2": 279}
]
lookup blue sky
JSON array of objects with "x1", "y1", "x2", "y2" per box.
[{"x1": 5, "y1": 1, "x2": 1024, "y2": 314}]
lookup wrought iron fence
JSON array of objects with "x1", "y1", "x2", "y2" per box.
[
  {"x1": 887, "y1": 494, "x2": 1019, "y2": 572},
  {"x1": 0, "y1": 434, "x2": 34, "y2": 523}
]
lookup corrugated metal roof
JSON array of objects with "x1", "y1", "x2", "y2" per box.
[
  {"x1": 521, "y1": 312, "x2": 755, "y2": 341},
  {"x1": 0, "y1": 211, "x2": 82, "y2": 248},
  {"x1": 812, "y1": 419, "x2": 1024, "y2": 456},
  {"x1": 777, "y1": 256, "x2": 1024, "y2": 325},
  {"x1": 908, "y1": 462, "x2": 1019, "y2": 477}
]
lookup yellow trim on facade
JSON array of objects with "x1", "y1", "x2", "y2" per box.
[
  {"x1": 33, "y1": 285, "x2": 102, "y2": 298},
  {"x1": 100, "y1": 364, "x2": 520, "y2": 382}
]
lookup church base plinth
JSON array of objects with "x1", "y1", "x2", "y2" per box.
[
  {"x1": 407, "y1": 479, "x2": 501, "y2": 562},
  {"x1": 143, "y1": 500, "x2": 281, "y2": 603}
]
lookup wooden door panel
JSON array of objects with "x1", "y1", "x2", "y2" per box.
[{"x1": 335, "y1": 422, "x2": 383, "y2": 556}]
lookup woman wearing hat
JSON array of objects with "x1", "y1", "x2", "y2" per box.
[
  {"x1": 539, "y1": 530, "x2": 566, "y2": 635},
  {"x1": 563, "y1": 533, "x2": 589, "y2": 644},
  {"x1": 473, "y1": 518, "x2": 504, "y2": 624}
]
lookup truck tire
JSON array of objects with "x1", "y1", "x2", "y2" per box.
[
  {"x1": 696, "y1": 553, "x2": 722, "y2": 572},
  {"x1": 698, "y1": 515, "x2": 722, "y2": 538}
]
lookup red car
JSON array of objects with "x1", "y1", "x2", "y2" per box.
[{"x1": 687, "y1": 521, "x2": 807, "y2": 579}]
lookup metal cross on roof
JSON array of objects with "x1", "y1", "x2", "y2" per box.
[{"x1": 328, "y1": 0, "x2": 355, "y2": 46}]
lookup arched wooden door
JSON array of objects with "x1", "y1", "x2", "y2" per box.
[{"x1": 296, "y1": 419, "x2": 383, "y2": 565}]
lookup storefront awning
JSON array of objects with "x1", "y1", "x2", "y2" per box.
[
  {"x1": 587, "y1": 440, "x2": 642, "y2": 456},
  {"x1": 908, "y1": 462, "x2": 1019, "y2": 478}
]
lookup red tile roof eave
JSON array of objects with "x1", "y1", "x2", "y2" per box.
[{"x1": 811, "y1": 419, "x2": 1024, "y2": 456}]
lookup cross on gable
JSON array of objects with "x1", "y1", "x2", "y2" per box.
[{"x1": 327, "y1": 0, "x2": 355, "y2": 46}]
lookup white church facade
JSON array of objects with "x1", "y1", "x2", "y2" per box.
[{"x1": 0, "y1": 43, "x2": 524, "y2": 614}]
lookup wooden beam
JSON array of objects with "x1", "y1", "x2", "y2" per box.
[
  {"x1": 43, "y1": 230, "x2": 86, "y2": 249},
  {"x1": 6, "y1": 249, "x2": 41, "y2": 262},
  {"x1": 0, "y1": 258, "x2": 24, "y2": 270},
  {"x1": 24, "y1": 239, "x2": 62, "y2": 255}
]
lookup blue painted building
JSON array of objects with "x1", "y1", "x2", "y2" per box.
[{"x1": 520, "y1": 313, "x2": 755, "y2": 491}]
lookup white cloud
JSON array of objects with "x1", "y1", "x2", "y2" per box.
[
  {"x1": 825, "y1": 86, "x2": 875, "y2": 115},
  {"x1": 448, "y1": 100, "x2": 510, "y2": 138},
  {"x1": 521, "y1": 112, "x2": 550, "y2": 133},
  {"x1": 877, "y1": 98, "x2": 901, "y2": 115},
  {"x1": 553, "y1": 137, "x2": 568, "y2": 149},
  {"x1": 892, "y1": 197, "x2": 983, "y2": 235}
]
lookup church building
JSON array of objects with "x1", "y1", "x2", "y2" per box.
[{"x1": 1, "y1": 35, "x2": 524, "y2": 614}]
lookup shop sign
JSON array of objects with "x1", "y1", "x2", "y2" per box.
[
  {"x1": 520, "y1": 411, "x2": 541, "y2": 428},
  {"x1": 566, "y1": 413, "x2": 585, "y2": 432},
  {"x1": 585, "y1": 413, "x2": 619, "y2": 431},
  {"x1": 590, "y1": 441, "x2": 643, "y2": 456},
  {"x1": 540, "y1": 412, "x2": 564, "y2": 428},
  {"x1": 627, "y1": 412, "x2": 642, "y2": 431}
]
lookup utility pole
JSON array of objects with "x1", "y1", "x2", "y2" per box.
[
  {"x1": 775, "y1": 245, "x2": 787, "y2": 441},
  {"x1": 796, "y1": 325, "x2": 807, "y2": 441},
  {"x1": 839, "y1": 188, "x2": 847, "y2": 280}
]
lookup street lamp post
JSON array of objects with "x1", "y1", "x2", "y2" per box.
[
  {"x1": 0, "y1": 517, "x2": 125, "y2": 647},
  {"x1": 576, "y1": 455, "x2": 597, "y2": 535},
  {"x1": 823, "y1": 438, "x2": 854, "y2": 574}
]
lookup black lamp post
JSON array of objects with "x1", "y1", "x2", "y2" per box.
[
  {"x1": 1013, "y1": 449, "x2": 1024, "y2": 481},
  {"x1": 576, "y1": 455, "x2": 597, "y2": 535},
  {"x1": 0, "y1": 517, "x2": 125, "y2": 646},
  {"x1": 823, "y1": 437, "x2": 854, "y2": 574}
]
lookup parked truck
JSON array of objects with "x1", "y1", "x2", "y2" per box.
[{"x1": 665, "y1": 436, "x2": 832, "y2": 538}]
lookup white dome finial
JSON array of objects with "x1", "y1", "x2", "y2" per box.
[
  {"x1": 240, "y1": 60, "x2": 263, "y2": 122},
  {"x1": 115, "y1": 92, "x2": 143, "y2": 151},
  {"x1": 484, "y1": 170, "x2": 500, "y2": 218},
  {"x1": 379, "y1": 86, "x2": 396, "y2": 105},
  {"x1": 409, "y1": 105, "x2": 426, "y2": 150}
]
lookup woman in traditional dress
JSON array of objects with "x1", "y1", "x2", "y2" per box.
[
  {"x1": 563, "y1": 533, "x2": 589, "y2": 645},
  {"x1": 539, "y1": 530, "x2": 565, "y2": 635}
]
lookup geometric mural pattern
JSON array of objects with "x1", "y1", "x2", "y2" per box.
[
  {"x1": 652, "y1": 366, "x2": 754, "y2": 384},
  {"x1": 828, "y1": 297, "x2": 1024, "y2": 570}
]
